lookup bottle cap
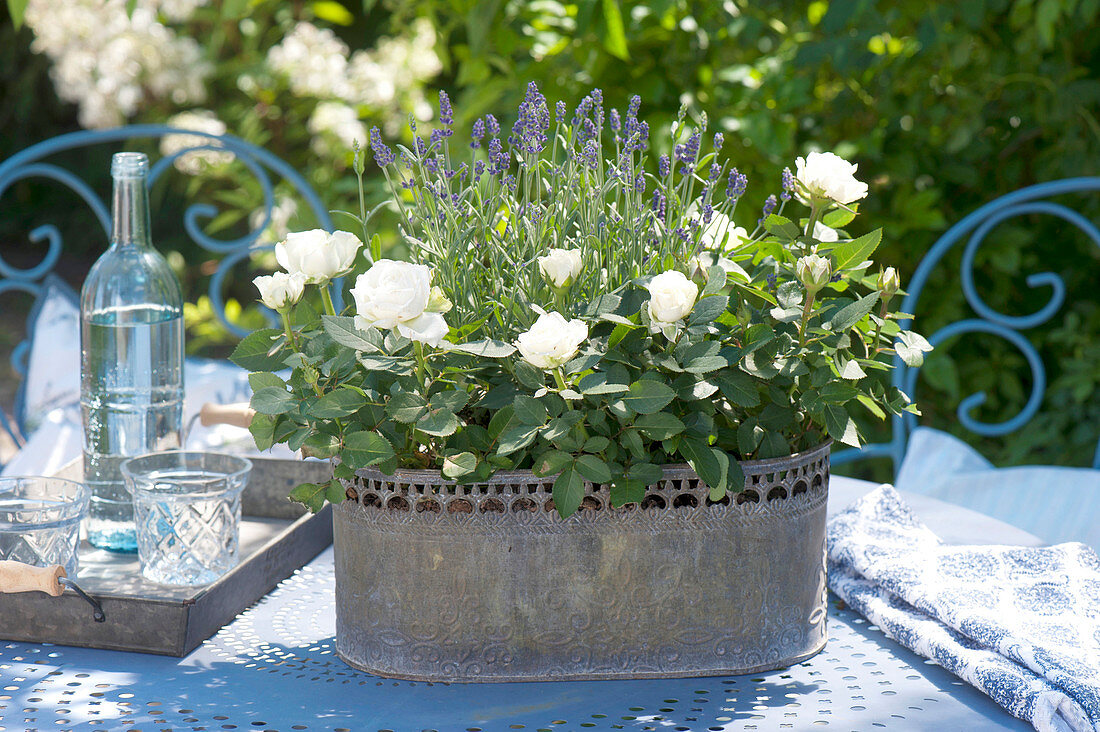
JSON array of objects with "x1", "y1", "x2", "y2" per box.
[{"x1": 111, "y1": 152, "x2": 149, "y2": 178}]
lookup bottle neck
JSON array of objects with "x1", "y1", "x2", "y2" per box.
[{"x1": 111, "y1": 174, "x2": 151, "y2": 248}]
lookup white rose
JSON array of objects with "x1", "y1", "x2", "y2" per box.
[
  {"x1": 794, "y1": 151, "x2": 868, "y2": 205},
  {"x1": 537, "y1": 248, "x2": 583, "y2": 289},
  {"x1": 646, "y1": 270, "x2": 699, "y2": 331},
  {"x1": 351, "y1": 259, "x2": 432, "y2": 330},
  {"x1": 813, "y1": 221, "x2": 839, "y2": 243},
  {"x1": 275, "y1": 229, "x2": 362, "y2": 284},
  {"x1": 253, "y1": 271, "x2": 305, "y2": 311},
  {"x1": 700, "y1": 212, "x2": 748, "y2": 250},
  {"x1": 515, "y1": 311, "x2": 588, "y2": 370}
]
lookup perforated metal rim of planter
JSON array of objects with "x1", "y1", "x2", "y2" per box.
[{"x1": 333, "y1": 442, "x2": 831, "y2": 682}]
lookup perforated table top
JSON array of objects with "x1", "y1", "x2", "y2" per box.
[{"x1": 0, "y1": 543, "x2": 1029, "y2": 732}]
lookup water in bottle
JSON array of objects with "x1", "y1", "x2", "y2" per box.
[{"x1": 80, "y1": 152, "x2": 184, "y2": 552}]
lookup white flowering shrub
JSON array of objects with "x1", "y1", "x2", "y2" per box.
[
  {"x1": 20, "y1": 1, "x2": 441, "y2": 207},
  {"x1": 233, "y1": 87, "x2": 930, "y2": 518}
]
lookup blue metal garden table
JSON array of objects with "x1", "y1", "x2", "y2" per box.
[{"x1": 0, "y1": 476, "x2": 1038, "y2": 732}]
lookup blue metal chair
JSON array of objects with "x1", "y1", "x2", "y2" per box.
[
  {"x1": 0, "y1": 125, "x2": 334, "y2": 449},
  {"x1": 833, "y1": 177, "x2": 1100, "y2": 473}
]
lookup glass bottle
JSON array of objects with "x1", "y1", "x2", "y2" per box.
[{"x1": 80, "y1": 152, "x2": 184, "y2": 552}]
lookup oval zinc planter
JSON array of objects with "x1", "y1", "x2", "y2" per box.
[{"x1": 332, "y1": 441, "x2": 830, "y2": 682}]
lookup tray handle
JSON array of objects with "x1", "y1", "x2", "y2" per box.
[
  {"x1": 0, "y1": 560, "x2": 65, "y2": 596},
  {"x1": 200, "y1": 402, "x2": 256, "y2": 429}
]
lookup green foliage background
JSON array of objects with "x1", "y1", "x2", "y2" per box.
[{"x1": 2, "y1": 0, "x2": 1099, "y2": 471}]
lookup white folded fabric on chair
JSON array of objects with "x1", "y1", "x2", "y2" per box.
[
  {"x1": 896, "y1": 427, "x2": 1100, "y2": 552},
  {"x1": 829, "y1": 485, "x2": 1100, "y2": 732},
  {"x1": 2, "y1": 358, "x2": 293, "y2": 477}
]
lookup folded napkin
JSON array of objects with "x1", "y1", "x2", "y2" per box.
[{"x1": 828, "y1": 485, "x2": 1100, "y2": 732}]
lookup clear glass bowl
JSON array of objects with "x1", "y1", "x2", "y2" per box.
[
  {"x1": 0, "y1": 476, "x2": 89, "y2": 577},
  {"x1": 121, "y1": 451, "x2": 251, "y2": 586}
]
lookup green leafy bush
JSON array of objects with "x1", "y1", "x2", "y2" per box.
[
  {"x1": 233, "y1": 88, "x2": 924, "y2": 515},
  {"x1": 5, "y1": 0, "x2": 1098, "y2": 469}
]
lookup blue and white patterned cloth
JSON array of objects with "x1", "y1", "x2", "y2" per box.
[{"x1": 828, "y1": 485, "x2": 1100, "y2": 732}]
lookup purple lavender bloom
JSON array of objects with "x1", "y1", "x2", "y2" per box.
[
  {"x1": 727, "y1": 168, "x2": 748, "y2": 198},
  {"x1": 702, "y1": 201, "x2": 714, "y2": 224},
  {"x1": 471, "y1": 118, "x2": 485, "y2": 148},
  {"x1": 758, "y1": 194, "x2": 777, "y2": 226},
  {"x1": 659, "y1": 154, "x2": 671, "y2": 177},
  {"x1": 415, "y1": 138, "x2": 428, "y2": 156},
  {"x1": 766, "y1": 273, "x2": 777, "y2": 289},
  {"x1": 438, "y1": 90, "x2": 454, "y2": 126},
  {"x1": 713, "y1": 132, "x2": 724, "y2": 150},
  {"x1": 627, "y1": 95, "x2": 641, "y2": 120},
  {"x1": 555, "y1": 100, "x2": 566, "y2": 122},
  {"x1": 510, "y1": 82, "x2": 550, "y2": 155},
  {"x1": 610, "y1": 109, "x2": 621, "y2": 133},
  {"x1": 829, "y1": 272, "x2": 844, "y2": 283},
  {"x1": 674, "y1": 226, "x2": 690, "y2": 242},
  {"x1": 625, "y1": 120, "x2": 649, "y2": 152},
  {"x1": 581, "y1": 139, "x2": 600, "y2": 170},
  {"x1": 577, "y1": 117, "x2": 598, "y2": 145},
  {"x1": 369, "y1": 126, "x2": 395, "y2": 167},
  {"x1": 408, "y1": 114, "x2": 417, "y2": 134},
  {"x1": 486, "y1": 114, "x2": 500, "y2": 137},
  {"x1": 572, "y1": 96, "x2": 592, "y2": 128},
  {"x1": 591, "y1": 88, "x2": 604, "y2": 123},
  {"x1": 473, "y1": 159, "x2": 486, "y2": 181},
  {"x1": 502, "y1": 173, "x2": 517, "y2": 192},
  {"x1": 780, "y1": 166, "x2": 795, "y2": 202},
  {"x1": 709, "y1": 162, "x2": 721, "y2": 181},
  {"x1": 487, "y1": 137, "x2": 509, "y2": 175},
  {"x1": 634, "y1": 174, "x2": 646, "y2": 193},
  {"x1": 424, "y1": 156, "x2": 440, "y2": 174},
  {"x1": 651, "y1": 190, "x2": 666, "y2": 219},
  {"x1": 401, "y1": 178, "x2": 414, "y2": 190},
  {"x1": 429, "y1": 128, "x2": 448, "y2": 149},
  {"x1": 676, "y1": 132, "x2": 701, "y2": 164}
]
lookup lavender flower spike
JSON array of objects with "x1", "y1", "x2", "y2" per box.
[
  {"x1": 659, "y1": 154, "x2": 671, "y2": 178},
  {"x1": 728, "y1": 168, "x2": 748, "y2": 198},
  {"x1": 471, "y1": 117, "x2": 485, "y2": 149},
  {"x1": 439, "y1": 90, "x2": 454, "y2": 126},
  {"x1": 758, "y1": 194, "x2": 778, "y2": 226},
  {"x1": 369, "y1": 126, "x2": 395, "y2": 168},
  {"x1": 780, "y1": 166, "x2": 795, "y2": 201}
]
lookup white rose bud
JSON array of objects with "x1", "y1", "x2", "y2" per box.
[
  {"x1": 351, "y1": 259, "x2": 448, "y2": 346},
  {"x1": 537, "y1": 248, "x2": 583, "y2": 289},
  {"x1": 878, "y1": 266, "x2": 900, "y2": 299},
  {"x1": 794, "y1": 151, "x2": 868, "y2": 205},
  {"x1": 796, "y1": 254, "x2": 832, "y2": 295},
  {"x1": 646, "y1": 270, "x2": 699, "y2": 332},
  {"x1": 275, "y1": 229, "x2": 362, "y2": 284},
  {"x1": 515, "y1": 311, "x2": 588, "y2": 370},
  {"x1": 253, "y1": 271, "x2": 305, "y2": 311},
  {"x1": 813, "y1": 221, "x2": 839, "y2": 243}
]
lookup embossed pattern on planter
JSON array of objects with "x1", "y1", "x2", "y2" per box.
[{"x1": 334, "y1": 443, "x2": 831, "y2": 683}]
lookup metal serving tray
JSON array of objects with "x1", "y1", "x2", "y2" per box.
[{"x1": 0, "y1": 456, "x2": 333, "y2": 657}]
